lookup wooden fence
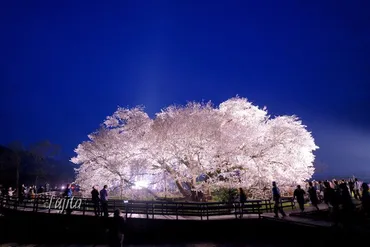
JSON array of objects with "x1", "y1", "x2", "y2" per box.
[{"x1": 0, "y1": 195, "x2": 295, "y2": 220}]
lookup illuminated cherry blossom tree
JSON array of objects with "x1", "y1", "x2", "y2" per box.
[
  {"x1": 147, "y1": 102, "x2": 223, "y2": 198},
  {"x1": 71, "y1": 106, "x2": 156, "y2": 198},
  {"x1": 71, "y1": 97, "x2": 318, "y2": 200}
]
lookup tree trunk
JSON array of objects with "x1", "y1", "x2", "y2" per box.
[
  {"x1": 163, "y1": 163, "x2": 192, "y2": 200},
  {"x1": 192, "y1": 176, "x2": 197, "y2": 187},
  {"x1": 16, "y1": 161, "x2": 20, "y2": 197},
  {"x1": 175, "y1": 180, "x2": 191, "y2": 199},
  {"x1": 120, "y1": 178, "x2": 124, "y2": 199},
  {"x1": 164, "y1": 172, "x2": 167, "y2": 198}
]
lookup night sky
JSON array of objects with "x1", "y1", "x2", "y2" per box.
[{"x1": 1, "y1": 1, "x2": 369, "y2": 178}]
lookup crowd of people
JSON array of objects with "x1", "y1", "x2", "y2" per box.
[
  {"x1": 0, "y1": 184, "x2": 50, "y2": 200},
  {"x1": 234, "y1": 177, "x2": 370, "y2": 221},
  {"x1": 0, "y1": 183, "x2": 109, "y2": 217},
  {"x1": 273, "y1": 177, "x2": 370, "y2": 223},
  {"x1": 0, "y1": 183, "x2": 124, "y2": 247}
]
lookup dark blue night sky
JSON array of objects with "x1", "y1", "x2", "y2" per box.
[{"x1": 1, "y1": 1, "x2": 369, "y2": 178}]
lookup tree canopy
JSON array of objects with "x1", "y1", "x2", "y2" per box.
[
  {"x1": 71, "y1": 97, "x2": 318, "y2": 199},
  {"x1": 0, "y1": 141, "x2": 74, "y2": 188}
]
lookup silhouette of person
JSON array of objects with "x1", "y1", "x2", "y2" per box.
[
  {"x1": 317, "y1": 181, "x2": 324, "y2": 201},
  {"x1": 293, "y1": 185, "x2": 306, "y2": 212},
  {"x1": 348, "y1": 179, "x2": 355, "y2": 197},
  {"x1": 339, "y1": 183, "x2": 354, "y2": 226},
  {"x1": 100, "y1": 185, "x2": 109, "y2": 217},
  {"x1": 354, "y1": 178, "x2": 361, "y2": 200},
  {"x1": 361, "y1": 183, "x2": 370, "y2": 216},
  {"x1": 308, "y1": 182, "x2": 320, "y2": 211},
  {"x1": 272, "y1": 181, "x2": 286, "y2": 218},
  {"x1": 19, "y1": 184, "x2": 26, "y2": 203},
  {"x1": 324, "y1": 181, "x2": 339, "y2": 225},
  {"x1": 333, "y1": 180, "x2": 339, "y2": 191},
  {"x1": 63, "y1": 184, "x2": 73, "y2": 215},
  {"x1": 109, "y1": 209, "x2": 126, "y2": 247},
  {"x1": 239, "y1": 187, "x2": 247, "y2": 218},
  {"x1": 91, "y1": 186, "x2": 100, "y2": 216}
]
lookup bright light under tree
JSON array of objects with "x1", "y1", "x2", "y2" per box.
[{"x1": 132, "y1": 180, "x2": 150, "y2": 189}]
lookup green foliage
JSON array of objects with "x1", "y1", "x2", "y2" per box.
[{"x1": 212, "y1": 188, "x2": 239, "y2": 203}]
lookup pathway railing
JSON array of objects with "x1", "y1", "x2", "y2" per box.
[{"x1": 0, "y1": 195, "x2": 295, "y2": 220}]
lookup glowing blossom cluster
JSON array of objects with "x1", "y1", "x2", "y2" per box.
[{"x1": 71, "y1": 97, "x2": 318, "y2": 199}]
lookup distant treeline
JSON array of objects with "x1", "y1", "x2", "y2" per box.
[{"x1": 0, "y1": 140, "x2": 75, "y2": 188}]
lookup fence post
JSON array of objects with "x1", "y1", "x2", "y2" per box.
[
  {"x1": 32, "y1": 197, "x2": 36, "y2": 212},
  {"x1": 83, "y1": 199, "x2": 86, "y2": 216},
  {"x1": 257, "y1": 201, "x2": 261, "y2": 218},
  {"x1": 146, "y1": 202, "x2": 149, "y2": 219},
  {"x1": 152, "y1": 202, "x2": 154, "y2": 219},
  {"x1": 35, "y1": 197, "x2": 39, "y2": 212},
  {"x1": 199, "y1": 203, "x2": 201, "y2": 221},
  {"x1": 48, "y1": 196, "x2": 51, "y2": 214},
  {"x1": 206, "y1": 203, "x2": 209, "y2": 220}
]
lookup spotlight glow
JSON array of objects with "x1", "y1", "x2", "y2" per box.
[{"x1": 133, "y1": 180, "x2": 149, "y2": 189}]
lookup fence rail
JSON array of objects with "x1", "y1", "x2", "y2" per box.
[{"x1": 0, "y1": 195, "x2": 295, "y2": 220}]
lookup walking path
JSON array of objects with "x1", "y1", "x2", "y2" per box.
[
  {"x1": 262, "y1": 203, "x2": 333, "y2": 227},
  {"x1": 9, "y1": 204, "x2": 327, "y2": 222},
  {"x1": 2, "y1": 202, "x2": 335, "y2": 228},
  {"x1": 3, "y1": 199, "x2": 335, "y2": 224},
  {"x1": 4, "y1": 198, "x2": 363, "y2": 231},
  {"x1": 3, "y1": 204, "x2": 364, "y2": 247}
]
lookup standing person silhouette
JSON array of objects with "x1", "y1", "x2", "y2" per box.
[
  {"x1": 109, "y1": 209, "x2": 126, "y2": 247},
  {"x1": 354, "y1": 178, "x2": 362, "y2": 200},
  {"x1": 272, "y1": 181, "x2": 286, "y2": 218},
  {"x1": 348, "y1": 179, "x2": 355, "y2": 197},
  {"x1": 308, "y1": 182, "x2": 320, "y2": 211},
  {"x1": 63, "y1": 184, "x2": 73, "y2": 215},
  {"x1": 239, "y1": 188, "x2": 247, "y2": 218},
  {"x1": 100, "y1": 185, "x2": 109, "y2": 217},
  {"x1": 293, "y1": 185, "x2": 306, "y2": 212},
  {"x1": 361, "y1": 183, "x2": 370, "y2": 216},
  {"x1": 91, "y1": 186, "x2": 100, "y2": 216}
]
